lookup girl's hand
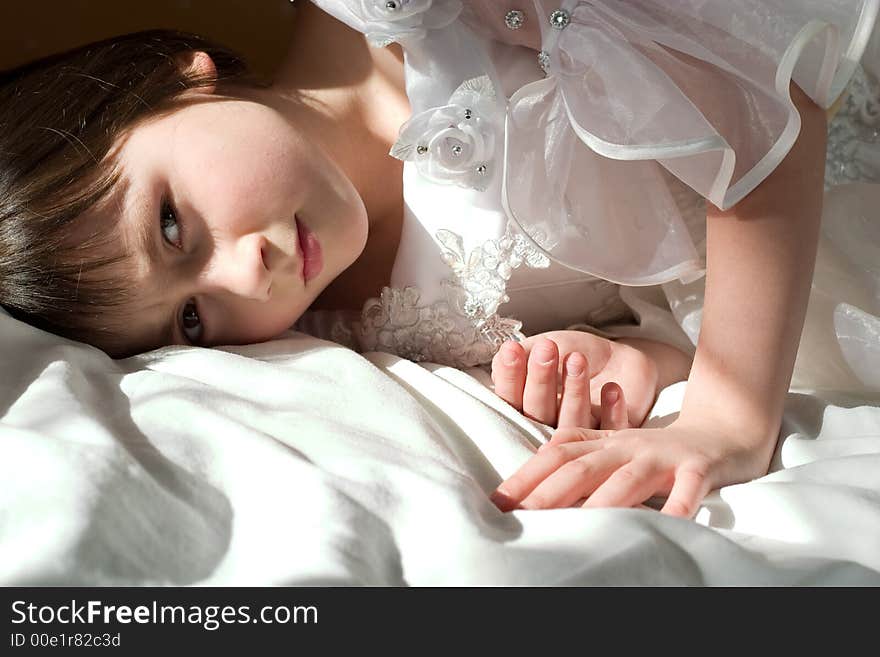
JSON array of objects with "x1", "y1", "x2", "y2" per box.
[
  {"x1": 490, "y1": 415, "x2": 775, "y2": 518},
  {"x1": 490, "y1": 332, "x2": 660, "y2": 429}
]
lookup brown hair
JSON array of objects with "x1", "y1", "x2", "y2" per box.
[{"x1": 0, "y1": 30, "x2": 253, "y2": 355}]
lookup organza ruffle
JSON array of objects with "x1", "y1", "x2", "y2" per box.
[{"x1": 498, "y1": 0, "x2": 879, "y2": 284}]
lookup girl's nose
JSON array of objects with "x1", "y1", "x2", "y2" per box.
[{"x1": 206, "y1": 233, "x2": 272, "y2": 301}]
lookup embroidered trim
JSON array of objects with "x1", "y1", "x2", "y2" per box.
[{"x1": 355, "y1": 222, "x2": 550, "y2": 367}]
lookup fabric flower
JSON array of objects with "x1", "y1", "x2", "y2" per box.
[
  {"x1": 359, "y1": 0, "x2": 462, "y2": 47},
  {"x1": 390, "y1": 75, "x2": 500, "y2": 191}
]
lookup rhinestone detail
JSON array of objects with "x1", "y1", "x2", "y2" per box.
[
  {"x1": 504, "y1": 9, "x2": 525, "y2": 30},
  {"x1": 537, "y1": 50, "x2": 550, "y2": 75},
  {"x1": 463, "y1": 108, "x2": 472, "y2": 120},
  {"x1": 450, "y1": 144, "x2": 463, "y2": 156},
  {"x1": 476, "y1": 164, "x2": 488, "y2": 175},
  {"x1": 549, "y1": 9, "x2": 570, "y2": 29},
  {"x1": 417, "y1": 145, "x2": 428, "y2": 155},
  {"x1": 385, "y1": 0, "x2": 399, "y2": 10}
]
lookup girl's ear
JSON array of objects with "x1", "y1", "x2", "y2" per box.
[{"x1": 177, "y1": 50, "x2": 218, "y2": 94}]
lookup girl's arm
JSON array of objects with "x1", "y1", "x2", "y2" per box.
[
  {"x1": 490, "y1": 83, "x2": 828, "y2": 516},
  {"x1": 680, "y1": 82, "x2": 827, "y2": 471}
]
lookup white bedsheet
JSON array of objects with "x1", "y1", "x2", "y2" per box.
[{"x1": 2, "y1": 316, "x2": 878, "y2": 586}]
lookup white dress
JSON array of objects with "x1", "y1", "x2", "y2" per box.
[{"x1": 297, "y1": 0, "x2": 880, "y2": 394}]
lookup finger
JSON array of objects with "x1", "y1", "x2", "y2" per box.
[
  {"x1": 491, "y1": 341, "x2": 526, "y2": 412},
  {"x1": 599, "y1": 382, "x2": 630, "y2": 430},
  {"x1": 557, "y1": 352, "x2": 593, "y2": 429},
  {"x1": 491, "y1": 440, "x2": 606, "y2": 511},
  {"x1": 519, "y1": 447, "x2": 626, "y2": 510},
  {"x1": 581, "y1": 459, "x2": 667, "y2": 509},
  {"x1": 539, "y1": 426, "x2": 616, "y2": 451},
  {"x1": 521, "y1": 338, "x2": 560, "y2": 426},
  {"x1": 660, "y1": 466, "x2": 711, "y2": 518}
]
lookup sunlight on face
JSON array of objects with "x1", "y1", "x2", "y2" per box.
[{"x1": 83, "y1": 92, "x2": 368, "y2": 355}]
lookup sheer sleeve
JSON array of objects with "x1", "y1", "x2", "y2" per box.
[{"x1": 475, "y1": 0, "x2": 880, "y2": 285}]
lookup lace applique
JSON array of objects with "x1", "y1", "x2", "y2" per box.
[
  {"x1": 826, "y1": 65, "x2": 880, "y2": 188},
  {"x1": 329, "y1": 316, "x2": 358, "y2": 351},
  {"x1": 356, "y1": 222, "x2": 550, "y2": 367}
]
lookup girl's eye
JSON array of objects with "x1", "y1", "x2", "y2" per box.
[
  {"x1": 160, "y1": 199, "x2": 182, "y2": 248},
  {"x1": 180, "y1": 299, "x2": 203, "y2": 345}
]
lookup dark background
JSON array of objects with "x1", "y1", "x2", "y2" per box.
[{"x1": 0, "y1": 0, "x2": 298, "y2": 82}]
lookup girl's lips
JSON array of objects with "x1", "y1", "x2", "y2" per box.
[{"x1": 296, "y1": 215, "x2": 323, "y2": 283}]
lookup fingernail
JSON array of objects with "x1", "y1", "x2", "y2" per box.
[
  {"x1": 604, "y1": 387, "x2": 619, "y2": 404},
  {"x1": 532, "y1": 342, "x2": 556, "y2": 366},
  {"x1": 490, "y1": 487, "x2": 516, "y2": 511},
  {"x1": 501, "y1": 342, "x2": 520, "y2": 366},
  {"x1": 565, "y1": 353, "x2": 585, "y2": 377}
]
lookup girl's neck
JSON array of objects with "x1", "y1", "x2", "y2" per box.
[
  {"x1": 275, "y1": 3, "x2": 409, "y2": 217},
  {"x1": 255, "y1": 2, "x2": 410, "y2": 310}
]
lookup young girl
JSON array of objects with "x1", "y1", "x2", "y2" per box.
[{"x1": 1, "y1": 1, "x2": 877, "y2": 518}]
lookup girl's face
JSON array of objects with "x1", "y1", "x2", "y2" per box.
[{"x1": 88, "y1": 92, "x2": 368, "y2": 356}]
